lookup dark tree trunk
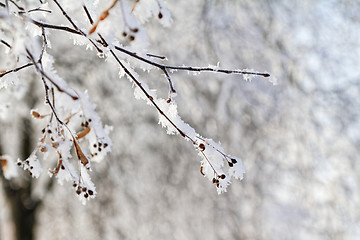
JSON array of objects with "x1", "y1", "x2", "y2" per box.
[{"x1": 1, "y1": 117, "x2": 41, "y2": 240}]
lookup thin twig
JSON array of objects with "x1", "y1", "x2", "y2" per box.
[
  {"x1": 102, "y1": 35, "x2": 193, "y2": 142},
  {"x1": 52, "y1": 0, "x2": 103, "y2": 53},
  {"x1": 25, "y1": 48, "x2": 78, "y2": 100},
  {"x1": 0, "y1": 63, "x2": 33, "y2": 78},
  {"x1": 28, "y1": 7, "x2": 51, "y2": 13},
  {"x1": 146, "y1": 53, "x2": 167, "y2": 60},
  {"x1": 82, "y1": 5, "x2": 93, "y2": 24},
  {"x1": 9, "y1": 0, "x2": 24, "y2": 10},
  {"x1": 31, "y1": 19, "x2": 81, "y2": 35},
  {"x1": 0, "y1": 39, "x2": 12, "y2": 49}
]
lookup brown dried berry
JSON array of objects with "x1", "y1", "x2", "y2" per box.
[
  {"x1": 82, "y1": 187, "x2": 87, "y2": 192},
  {"x1": 17, "y1": 162, "x2": 22, "y2": 166},
  {"x1": 73, "y1": 183, "x2": 77, "y2": 188},
  {"x1": 166, "y1": 99, "x2": 171, "y2": 103},
  {"x1": 122, "y1": 31, "x2": 127, "y2": 37},
  {"x1": 212, "y1": 178, "x2": 216, "y2": 183},
  {"x1": 220, "y1": 174, "x2": 226, "y2": 179},
  {"x1": 61, "y1": 165, "x2": 65, "y2": 170},
  {"x1": 40, "y1": 146, "x2": 48, "y2": 152},
  {"x1": 88, "y1": 190, "x2": 94, "y2": 196},
  {"x1": 199, "y1": 143, "x2": 205, "y2": 151},
  {"x1": 158, "y1": 12, "x2": 163, "y2": 19},
  {"x1": 84, "y1": 193, "x2": 89, "y2": 198},
  {"x1": 129, "y1": 35, "x2": 135, "y2": 41},
  {"x1": 131, "y1": 28, "x2": 139, "y2": 33},
  {"x1": 29, "y1": 172, "x2": 33, "y2": 176},
  {"x1": 30, "y1": 166, "x2": 33, "y2": 170},
  {"x1": 104, "y1": 143, "x2": 108, "y2": 148},
  {"x1": 76, "y1": 188, "x2": 82, "y2": 195},
  {"x1": 47, "y1": 129, "x2": 52, "y2": 134},
  {"x1": 228, "y1": 162, "x2": 233, "y2": 167},
  {"x1": 93, "y1": 144, "x2": 97, "y2": 148},
  {"x1": 231, "y1": 158, "x2": 237, "y2": 164},
  {"x1": 41, "y1": 128, "x2": 46, "y2": 134}
]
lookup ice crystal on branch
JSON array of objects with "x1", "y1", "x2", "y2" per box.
[{"x1": 0, "y1": 0, "x2": 271, "y2": 199}]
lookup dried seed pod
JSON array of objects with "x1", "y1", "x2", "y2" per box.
[
  {"x1": 52, "y1": 142, "x2": 59, "y2": 148},
  {"x1": 122, "y1": 31, "x2": 127, "y2": 37},
  {"x1": 228, "y1": 162, "x2": 233, "y2": 167},
  {"x1": 166, "y1": 98, "x2": 171, "y2": 103},
  {"x1": 73, "y1": 183, "x2": 77, "y2": 188},
  {"x1": 199, "y1": 143, "x2": 205, "y2": 151},
  {"x1": 40, "y1": 146, "x2": 48, "y2": 152},
  {"x1": 84, "y1": 193, "x2": 89, "y2": 198},
  {"x1": 212, "y1": 178, "x2": 216, "y2": 183},
  {"x1": 82, "y1": 187, "x2": 87, "y2": 192},
  {"x1": 129, "y1": 35, "x2": 135, "y2": 41},
  {"x1": 231, "y1": 158, "x2": 237, "y2": 164},
  {"x1": 158, "y1": 12, "x2": 163, "y2": 19},
  {"x1": 61, "y1": 165, "x2": 65, "y2": 170},
  {"x1": 131, "y1": 28, "x2": 138, "y2": 33},
  {"x1": 31, "y1": 111, "x2": 41, "y2": 118},
  {"x1": 220, "y1": 174, "x2": 226, "y2": 179},
  {"x1": 76, "y1": 188, "x2": 82, "y2": 195},
  {"x1": 17, "y1": 162, "x2": 22, "y2": 166},
  {"x1": 104, "y1": 143, "x2": 108, "y2": 148},
  {"x1": 88, "y1": 190, "x2": 94, "y2": 196}
]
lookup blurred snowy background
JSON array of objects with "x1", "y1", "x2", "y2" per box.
[{"x1": 1, "y1": 0, "x2": 359, "y2": 239}]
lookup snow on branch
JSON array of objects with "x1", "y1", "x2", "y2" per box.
[{"x1": 0, "y1": 0, "x2": 272, "y2": 200}]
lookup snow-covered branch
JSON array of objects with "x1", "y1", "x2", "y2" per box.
[{"x1": 0, "y1": 0, "x2": 273, "y2": 200}]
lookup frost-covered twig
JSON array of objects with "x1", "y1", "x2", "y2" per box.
[{"x1": 0, "y1": 62, "x2": 33, "y2": 78}]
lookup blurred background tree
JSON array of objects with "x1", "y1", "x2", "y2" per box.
[{"x1": 1, "y1": 0, "x2": 359, "y2": 240}]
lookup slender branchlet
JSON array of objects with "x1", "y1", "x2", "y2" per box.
[
  {"x1": 0, "y1": 63, "x2": 33, "y2": 78},
  {"x1": 0, "y1": 39, "x2": 12, "y2": 48},
  {"x1": 9, "y1": 0, "x2": 24, "y2": 11},
  {"x1": 82, "y1": 5, "x2": 94, "y2": 24},
  {"x1": 52, "y1": 0, "x2": 103, "y2": 53}
]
